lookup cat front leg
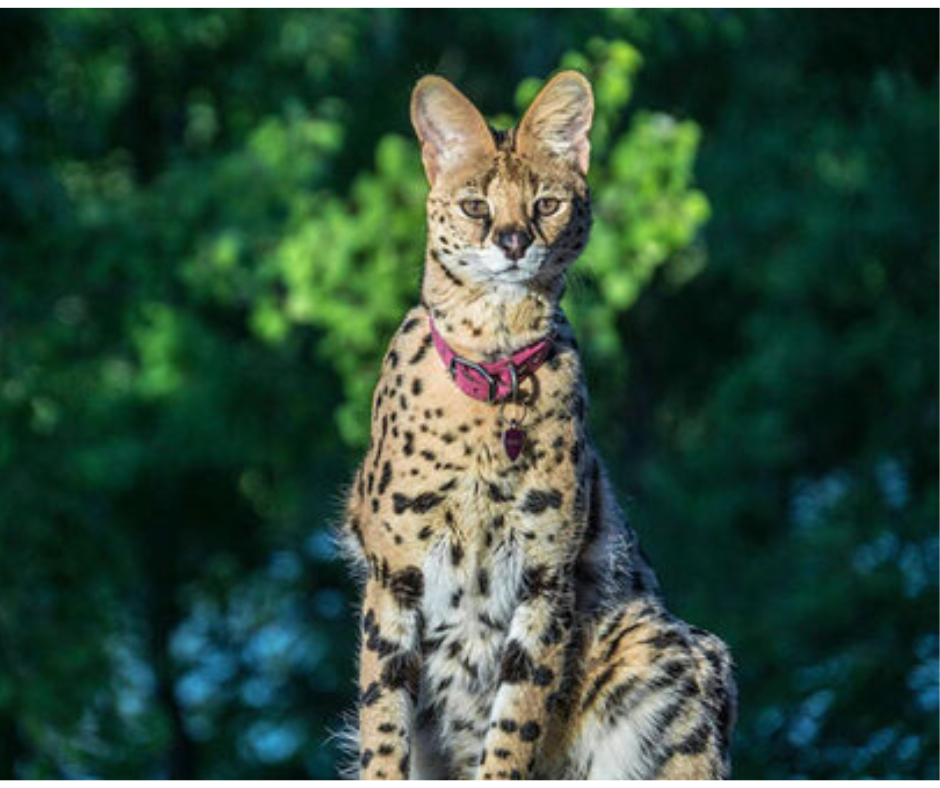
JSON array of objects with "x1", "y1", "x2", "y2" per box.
[
  {"x1": 474, "y1": 569, "x2": 574, "y2": 780},
  {"x1": 358, "y1": 571, "x2": 424, "y2": 779}
]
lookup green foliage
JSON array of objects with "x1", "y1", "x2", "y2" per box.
[
  {"x1": 0, "y1": 8, "x2": 935, "y2": 779},
  {"x1": 264, "y1": 133, "x2": 426, "y2": 445}
]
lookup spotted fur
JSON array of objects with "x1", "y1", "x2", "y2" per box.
[{"x1": 341, "y1": 71, "x2": 736, "y2": 780}]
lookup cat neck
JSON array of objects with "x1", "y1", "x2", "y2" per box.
[{"x1": 420, "y1": 249, "x2": 563, "y2": 362}]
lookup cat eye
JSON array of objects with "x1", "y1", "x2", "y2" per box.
[
  {"x1": 460, "y1": 199, "x2": 490, "y2": 219},
  {"x1": 535, "y1": 197, "x2": 561, "y2": 217}
]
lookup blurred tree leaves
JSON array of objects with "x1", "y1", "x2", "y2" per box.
[{"x1": 0, "y1": 8, "x2": 935, "y2": 779}]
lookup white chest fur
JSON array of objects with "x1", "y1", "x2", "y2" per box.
[
  {"x1": 421, "y1": 528, "x2": 523, "y2": 689},
  {"x1": 418, "y1": 530, "x2": 524, "y2": 773},
  {"x1": 422, "y1": 531, "x2": 523, "y2": 640}
]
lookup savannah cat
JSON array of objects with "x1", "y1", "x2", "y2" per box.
[{"x1": 340, "y1": 70, "x2": 736, "y2": 779}]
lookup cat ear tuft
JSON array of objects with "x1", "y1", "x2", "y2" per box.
[
  {"x1": 411, "y1": 76, "x2": 496, "y2": 186},
  {"x1": 517, "y1": 70, "x2": 594, "y2": 175}
]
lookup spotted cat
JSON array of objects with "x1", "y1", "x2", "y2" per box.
[{"x1": 341, "y1": 71, "x2": 736, "y2": 780}]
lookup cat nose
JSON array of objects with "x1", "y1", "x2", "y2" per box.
[{"x1": 495, "y1": 229, "x2": 533, "y2": 262}]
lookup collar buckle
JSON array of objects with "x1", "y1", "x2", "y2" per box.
[{"x1": 449, "y1": 356, "x2": 497, "y2": 403}]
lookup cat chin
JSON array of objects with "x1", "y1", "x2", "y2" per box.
[
  {"x1": 477, "y1": 268, "x2": 565, "y2": 305},
  {"x1": 484, "y1": 280, "x2": 533, "y2": 305}
]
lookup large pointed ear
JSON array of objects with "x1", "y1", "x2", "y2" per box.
[
  {"x1": 411, "y1": 75, "x2": 496, "y2": 186},
  {"x1": 517, "y1": 70, "x2": 594, "y2": 175}
]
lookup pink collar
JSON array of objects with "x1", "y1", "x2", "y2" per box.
[{"x1": 428, "y1": 314, "x2": 555, "y2": 403}]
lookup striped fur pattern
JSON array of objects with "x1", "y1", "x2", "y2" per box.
[{"x1": 340, "y1": 71, "x2": 736, "y2": 780}]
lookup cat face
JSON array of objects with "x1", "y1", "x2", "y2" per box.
[{"x1": 411, "y1": 72, "x2": 594, "y2": 292}]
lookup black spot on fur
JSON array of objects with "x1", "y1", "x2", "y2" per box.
[
  {"x1": 479, "y1": 613, "x2": 503, "y2": 631},
  {"x1": 676, "y1": 721, "x2": 712, "y2": 755},
  {"x1": 401, "y1": 316, "x2": 421, "y2": 334},
  {"x1": 499, "y1": 640, "x2": 533, "y2": 683},
  {"x1": 393, "y1": 491, "x2": 443, "y2": 515},
  {"x1": 580, "y1": 665, "x2": 617, "y2": 712},
  {"x1": 362, "y1": 608, "x2": 376, "y2": 633},
  {"x1": 653, "y1": 697, "x2": 687, "y2": 738},
  {"x1": 437, "y1": 257, "x2": 465, "y2": 288},
  {"x1": 361, "y1": 749, "x2": 375, "y2": 768},
  {"x1": 477, "y1": 568, "x2": 489, "y2": 595},
  {"x1": 603, "y1": 675, "x2": 642, "y2": 715},
  {"x1": 487, "y1": 483, "x2": 513, "y2": 503},
  {"x1": 645, "y1": 629, "x2": 689, "y2": 652},
  {"x1": 519, "y1": 721, "x2": 541, "y2": 743},
  {"x1": 361, "y1": 681, "x2": 382, "y2": 707},
  {"x1": 408, "y1": 335, "x2": 432, "y2": 365},
  {"x1": 422, "y1": 633, "x2": 445, "y2": 654},
  {"x1": 378, "y1": 461, "x2": 393, "y2": 495},
  {"x1": 382, "y1": 651, "x2": 421, "y2": 701},
  {"x1": 366, "y1": 628, "x2": 397, "y2": 658},
  {"x1": 533, "y1": 665, "x2": 555, "y2": 687},
  {"x1": 541, "y1": 617, "x2": 565, "y2": 647},
  {"x1": 348, "y1": 516, "x2": 364, "y2": 547},
  {"x1": 602, "y1": 620, "x2": 643, "y2": 662},
  {"x1": 413, "y1": 492, "x2": 443, "y2": 513},
  {"x1": 522, "y1": 565, "x2": 555, "y2": 599},
  {"x1": 451, "y1": 542, "x2": 464, "y2": 566},
  {"x1": 520, "y1": 489, "x2": 563, "y2": 514},
  {"x1": 461, "y1": 659, "x2": 479, "y2": 683},
  {"x1": 569, "y1": 440, "x2": 582, "y2": 467},
  {"x1": 390, "y1": 567, "x2": 424, "y2": 608}
]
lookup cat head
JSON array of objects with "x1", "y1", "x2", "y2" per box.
[{"x1": 411, "y1": 71, "x2": 594, "y2": 293}]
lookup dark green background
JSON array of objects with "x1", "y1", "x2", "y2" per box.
[{"x1": 1, "y1": 9, "x2": 936, "y2": 779}]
